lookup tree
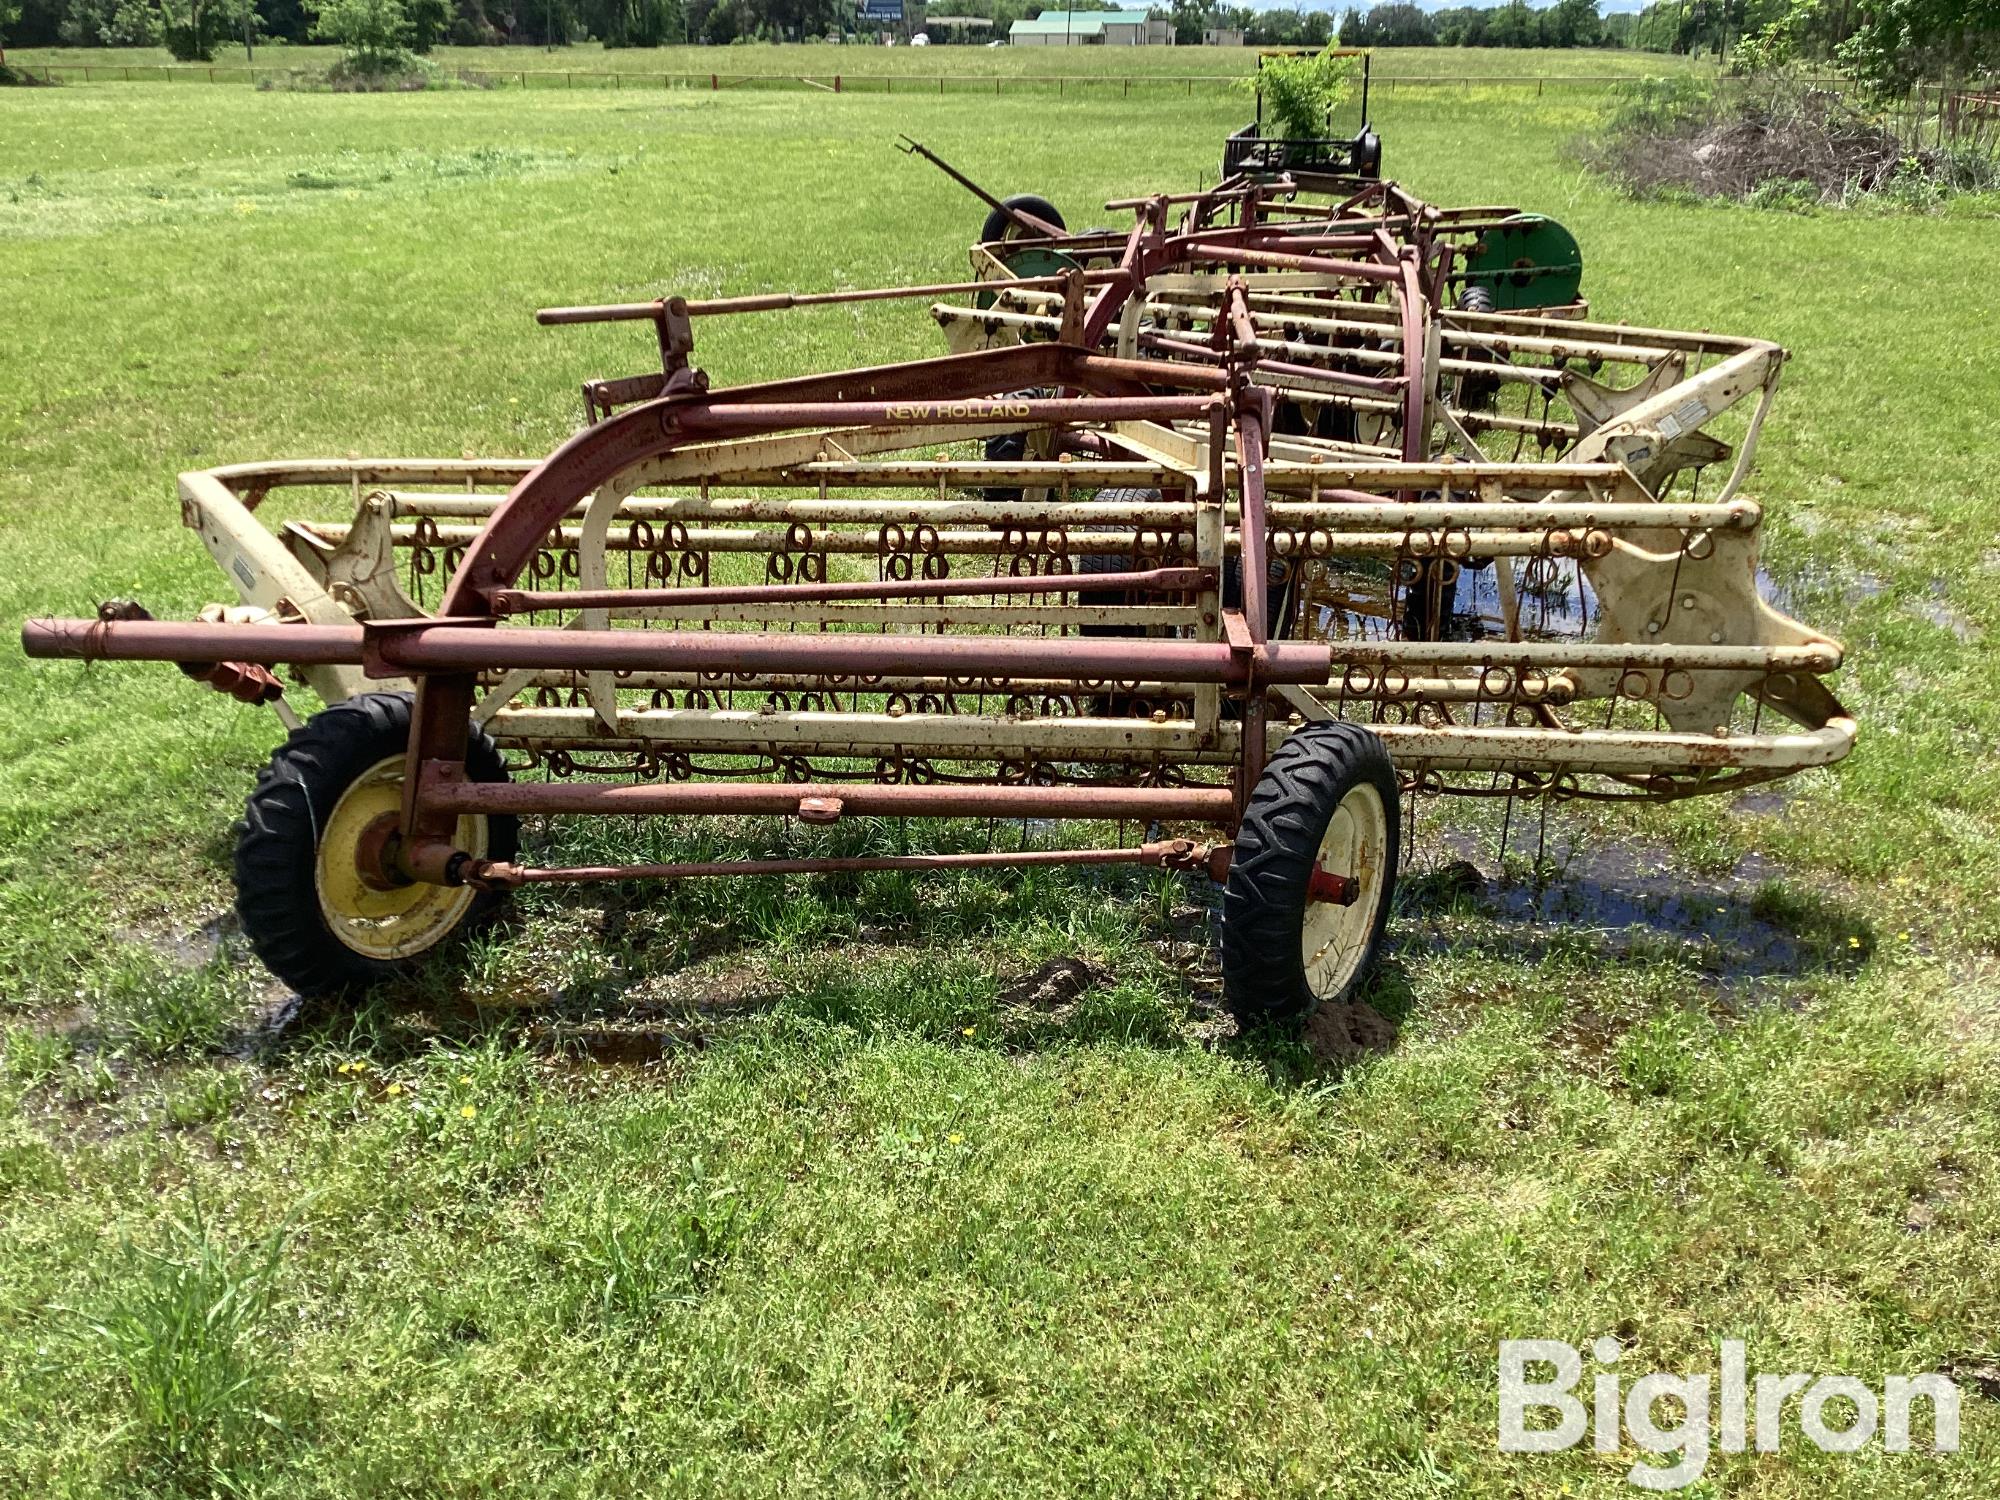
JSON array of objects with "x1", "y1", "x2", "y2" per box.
[
  {"x1": 311, "y1": 0, "x2": 412, "y2": 69},
  {"x1": 1543, "y1": 0, "x2": 1601, "y2": 46},
  {"x1": 1739, "y1": 0, "x2": 2000, "y2": 89},
  {"x1": 100, "y1": 0, "x2": 255, "y2": 58},
  {"x1": 0, "y1": 0, "x2": 19, "y2": 59}
]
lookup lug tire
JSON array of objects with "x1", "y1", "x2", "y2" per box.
[
  {"x1": 1221, "y1": 723, "x2": 1399, "y2": 1030},
  {"x1": 979, "y1": 193, "x2": 1065, "y2": 245},
  {"x1": 234, "y1": 691, "x2": 517, "y2": 997}
]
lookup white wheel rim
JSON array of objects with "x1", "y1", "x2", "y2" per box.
[
  {"x1": 1299, "y1": 782, "x2": 1390, "y2": 1000},
  {"x1": 313, "y1": 756, "x2": 490, "y2": 962}
]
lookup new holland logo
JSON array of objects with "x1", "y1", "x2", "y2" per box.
[{"x1": 884, "y1": 401, "x2": 1033, "y2": 421}]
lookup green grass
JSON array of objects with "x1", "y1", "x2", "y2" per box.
[
  {"x1": 8, "y1": 41, "x2": 1714, "y2": 81},
  {"x1": 1, "y1": 75, "x2": 1997, "y2": 1496}
]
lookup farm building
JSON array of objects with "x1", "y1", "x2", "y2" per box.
[
  {"x1": 1202, "y1": 26, "x2": 1245, "y2": 45},
  {"x1": 1008, "y1": 9, "x2": 1175, "y2": 45}
]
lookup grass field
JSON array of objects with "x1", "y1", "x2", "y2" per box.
[{"x1": 2, "y1": 71, "x2": 1999, "y2": 1498}]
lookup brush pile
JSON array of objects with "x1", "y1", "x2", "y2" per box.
[{"x1": 1586, "y1": 74, "x2": 1998, "y2": 208}]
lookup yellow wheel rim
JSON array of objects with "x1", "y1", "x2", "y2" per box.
[
  {"x1": 1299, "y1": 782, "x2": 1390, "y2": 1001},
  {"x1": 314, "y1": 756, "x2": 489, "y2": 962}
]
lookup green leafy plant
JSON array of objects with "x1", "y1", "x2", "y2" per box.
[{"x1": 1249, "y1": 48, "x2": 1356, "y2": 141}]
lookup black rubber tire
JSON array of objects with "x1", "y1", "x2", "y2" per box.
[
  {"x1": 1077, "y1": 486, "x2": 1160, "y2": 640},
  {"x1": 234, "y1": 691, "x2": 518, "y2": 997},
  {"x1": 979, "y1": 194, "x2": 1065, "y2": 245},
  {"x1": 982, "y1": 430, "x2": 1029, "y2": 507},
  {"x1": 1221, "y1": 723, "x2": 1399, "y2": 1030}
]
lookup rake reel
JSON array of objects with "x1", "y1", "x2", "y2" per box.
[{"x1": 21, "y1": 174, "x2": 1853, "y2": 1026}]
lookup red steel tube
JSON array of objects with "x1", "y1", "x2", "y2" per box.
[
  {"x1": 424, "y1": 778, "x2": 1239, "y2": 823},
  {"x1": 23, "y1": 617, "x2": 364, "y2": 664},
  {"x1": 22, "y1": 617, "x2": 1334, "y2": 686},
  {"x1": 671, "y1": 396, "x2": 1216, "y2": 433},
  {"x1": 483, "y1": 841, "x2": 1197, "y2": 887}
]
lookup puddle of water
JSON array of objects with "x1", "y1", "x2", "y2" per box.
[
  {"x1": 1411, "y1": 829, "x2": 1826, "y2": 982},
  {"x1": 1306, "y1": 557, "x2": 1596, "y2": 642},
  {"x1": 1904, "y1": 582, "x2": 1981, "y2": 642},
  {"x1": 1757, "y1": 563, "x2": 1884, "y2": 616},
  {"x1": 1727, "y1": 787, "x2": 1794, "y2": 818}
]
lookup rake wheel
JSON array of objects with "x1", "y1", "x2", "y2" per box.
[
  {"x1": 235, "y1": 692, "x2": 518, "y2": 997},
  {"x1": 1222, "y1": 723, "x2": 1399, "y2": 1030}
]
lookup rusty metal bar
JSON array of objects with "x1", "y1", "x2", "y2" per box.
[
  {"x1": 538, "y1": 270, "x2": 1130, "y2": 325},
  {"x1": 18, "y1": 617, "x2": 1336, "y2": 685},
  {"x1": 475, "y1": 839, "x2": 1203, "y2": 888}
]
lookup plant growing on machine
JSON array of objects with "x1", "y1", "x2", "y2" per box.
[{"x1": 1249, "y1": 48, "x2": 1356, "y2": 140}]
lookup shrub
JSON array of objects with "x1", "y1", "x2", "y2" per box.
[
  {"x1": 310, "y1": 0, "x2": 413, "y2": 73},
  {"x1": 1248, "y1": 48, "x2": 1356, "y2": 140}
]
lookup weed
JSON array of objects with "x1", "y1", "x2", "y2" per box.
[
  {"x1": 1, "y1": 1022, "x2": 72, "y2": 1086},
  {"x1": 560, "y1": 1162, "x2": 764, "y2": 1325},
  {"x1": 161, "y1": 1066, "x2": 248, "y2": 1128},
  {"x1": 91, "y1": 953, "x2": 245, "y2": 1059},
  {"x1": 63, "y1": 1196, "x2": 297, "y2": 1482}
]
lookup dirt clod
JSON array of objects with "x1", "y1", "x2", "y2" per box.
[{"x1": 999, "y1": 957, "x2": 1100, "y2": 1012}]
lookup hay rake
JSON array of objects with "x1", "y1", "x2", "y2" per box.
[{"x1": 21, "y1": 169, "x2": 1854, "y2": 1026}]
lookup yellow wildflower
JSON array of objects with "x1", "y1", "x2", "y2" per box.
[
  {"x1": 947, "y1": 1132, "x2": 964, "y2": 1145},
  {"x1": 460, "y1": 1105, "x2": 477, "y2": 1119}
]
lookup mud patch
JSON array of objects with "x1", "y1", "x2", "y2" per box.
[
  {"x1": 998, "y1": 957, "x2": 1100, "y2": 1015},
  {"x1": 1301, "y1": 997, "x2": 1398, "y2": 1062}
]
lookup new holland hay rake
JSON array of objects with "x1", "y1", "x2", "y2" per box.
[{"x1": 20, "y1": 173, "x2": 1854, "y2": 1026}]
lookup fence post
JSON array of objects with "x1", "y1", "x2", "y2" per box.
[
  {"x1": 711, "y1": 72, "x2": 718, "y2": 90},
  {"x1": 208, "y1": 67, "x2": 214, "y2": 82},
  {"x1": 834, "y1": 74, "x2": 840, "y2": 93},
  {"x1": 614, "y1": 72, "x2": 619, "y2": 89}
]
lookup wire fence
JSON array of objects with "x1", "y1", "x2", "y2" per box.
[{"x1": 12, "y1": 62, "x2": 1727, "y2": 96}]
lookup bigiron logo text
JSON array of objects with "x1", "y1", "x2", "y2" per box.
[{"x1": 1499, "y1": 1338, "x2": 1959, "y2": 1490}]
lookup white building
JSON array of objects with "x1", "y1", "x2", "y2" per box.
[{"x1": 1009, "y1": 9, "x2": 1174, "y2": 45}]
